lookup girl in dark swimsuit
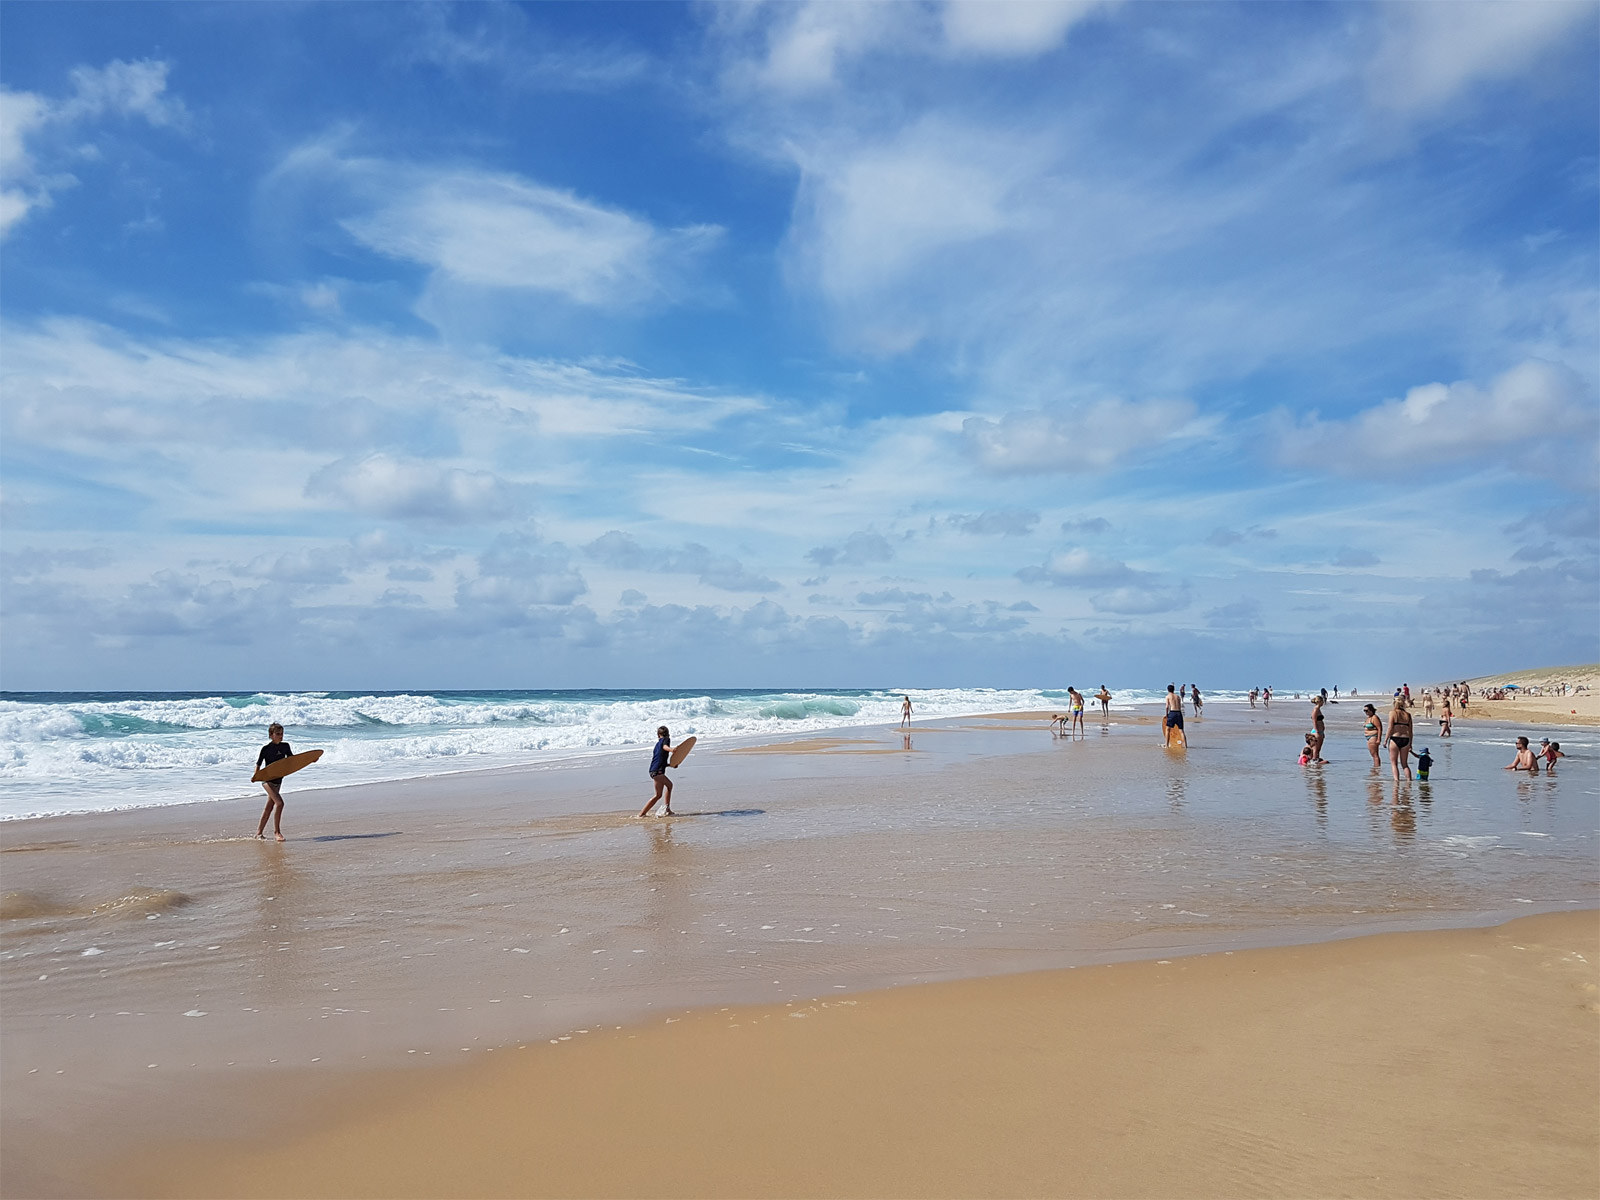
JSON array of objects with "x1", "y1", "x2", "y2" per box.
[{"x1": 1387, "y1": 701, "x2": 1414, "y2": 781}]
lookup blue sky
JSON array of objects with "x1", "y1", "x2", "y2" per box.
[{"x1": 2, "y1": 0, "x2": 1596, "y2": 691}]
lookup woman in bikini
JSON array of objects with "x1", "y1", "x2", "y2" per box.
[
  {"x1": 1362, "y1": 703, "x2": 1383, "y2": 768},
  {"x1": 1387, "y1": 698, "x2": 1414, "y2": 781},
  {"x1": 1439, "y1": 698, "x2": 1452, "y2": 738},
  {"x1": 1310, "y1": 693, "x2": 1327, "y2": 762}
]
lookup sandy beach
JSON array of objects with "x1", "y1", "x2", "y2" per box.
[
  {"x1": 104, "y1": 910, "x2": 1600, "y2": 1199},
  {"x1": 3, "y1": 700, "x2": 1596, "y2": 1198},
  {"x1": 1426, "y1": 665, "x2": 1600, "y2": 727}
]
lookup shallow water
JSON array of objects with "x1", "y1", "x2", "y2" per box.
[{"x1": 1, "y1": 702, "x2": 1594, "y2": 1167}]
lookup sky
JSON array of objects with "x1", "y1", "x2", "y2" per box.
[{"x1": 1, "y1": 0, "x2": 1596, "y2": 692}]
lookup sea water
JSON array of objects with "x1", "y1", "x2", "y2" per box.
[{"x1": 0, "y1": 686, "x2": 1194, "y2": 820}]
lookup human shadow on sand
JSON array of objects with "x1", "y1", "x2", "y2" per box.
[{"x1": 309, "y1": 831, "x2": 404, "y2": 843}]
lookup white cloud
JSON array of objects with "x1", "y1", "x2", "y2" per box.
[
  {"x1": 942, "y1": 0, "x2": 1116, "y2": 57},
  {"x1": 305, "y1": 453, "x2": 518, "y2": 524},
  {"x1": 963, "y1": 397, "x2": 1197, "y2": 473},
  {"x1": 718, "y1": 1, "x2": 921, "y2": 93},
  {"x1": 807, "y1": 531, "x2": 895, "y2": 568},
  {"x1": 267, "y1": 139, "x2": 720, "y2": 310},
  {"x1": 1280, "y1": 359, "x2": 1596, "y2": 477},
  {"x1": 0, "y1": 60, "x2": 187, "y2": 240},
  {"x1": 947, "y1": 508, "x2": 1039, "y2": 536},
  {"x1": 343, "y1": 169, "x2": 718, "y2": 305},
  {"x1": 1017, "y1": 547, "x2": 1135, "y2": 587},
  {"x1": 1090, "y1": 583, "x2": 1190, "y2": 615},
  {"x1": 582, "y1": 531, "x2": 780, "y2": 592},
  {"x1": 59, "y1": 60, "x2": 189, "y2": 128},
  {"x1": 1368, "y1": 1, "x2": 1592, "y2": 114}
]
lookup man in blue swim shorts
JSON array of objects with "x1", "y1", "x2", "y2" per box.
[{"x1": 1163, "y1": 684, "x2": 1187, "y2": 748}]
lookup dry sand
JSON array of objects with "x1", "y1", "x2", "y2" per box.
[
  {"x1": 1437, "y1": 665, "x2": 1600, "y2": 727},
  {"x1": 106, "y1": 910, "x2": 1598, "y2": 1200}
]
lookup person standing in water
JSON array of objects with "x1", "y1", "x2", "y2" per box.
[
  {"x1": 639, "y1": 725, "x2": 676, "y2": 817},
  {"x1": 1362, "y1": 704, "x2": 1384, "y2": 768},
  {"x1": 900, "y1": 695, "x2": 913, "y2": 729},
  {"x1": 1190, "y1": 684, "x2": 1203, "y2": 716},
  {"x1": 1387, "y1": 697, "x2": 1414, "y2": 781},
  {"x1": 1310, "y1": 694, "x2": 1327, "y2": 762},
  {"x1": 1067, "y1": 685, "x2": 1085, "y2": 735},
  {"x1": 1095, "y1": 685, "x2": 1112, "y2": 717},
  {"x1": 255, "y1": 723, "x2": 294, "y2": 842},
  {"x1": 1163, "y1": 684, "x2": 1187, "y2": 748}
]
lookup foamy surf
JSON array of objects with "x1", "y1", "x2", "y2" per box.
[{"x1": 0, "y1": 686, "x2": 1253, "y2": 820}]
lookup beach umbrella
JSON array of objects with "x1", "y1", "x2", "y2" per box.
[{"x1": 1504, "y1": 683, "x2": 1520, "y2": 690}]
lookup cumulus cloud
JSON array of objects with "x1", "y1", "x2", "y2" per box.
[
  {"x1": 1, "y1": 59, "x2": 187, "y2": 240},
  {"x1": 306, "y1": 453, "x2": 518, "y2": 524},
  {"x1": 583, "y1": 531, "x2": 779, "y2": 592},
  {"x1": 964, "y1": 398, "x2": 1197, "y2": 474},
  {"x1": 1368, "y1": 1, "x2": 1592, "y2": 115},
  {"x1": 1279, "y1": 360, "x2": 1595, "y2": 478},
  {"x1": 807, "y1": 531, "x2": 894, "y2": 568},
  {"x1": 454, "y1": 533, "x2": 589, "y2": 622},
  {"x1": 1016, "y1": 547, "x2": 1136, "y2": 588},
  {"x1": 947, "y1": 508, "x2": 1040, "y2": 536},
  {"x1": 1017, "y1": 547, "x2": 1190, "y2": 615}
]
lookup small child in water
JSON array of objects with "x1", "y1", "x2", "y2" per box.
[
  {"x1": 1416, "y1": 747, "x2": 1432, "y2": 780},
  {"x1": 1298, "y1": 733, "x2": 1315, "y2": 766}
]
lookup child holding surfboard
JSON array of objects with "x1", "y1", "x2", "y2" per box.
[
  {"x1": 255, "y1": 723, "x2": 293, "y2": 841},
  {"x1": 639, "y1": 726, "x2": 676, "y2": 817}
]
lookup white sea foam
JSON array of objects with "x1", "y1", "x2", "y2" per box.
[{"x1": 0, "y1": 687, "x2": 1235, "y2": 820}]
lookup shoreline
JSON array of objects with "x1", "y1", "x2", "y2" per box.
[
  {"x1": 4, "y1": 694, "x2": 1594, "y2": 827},
  {"x1": 99, "y1": 910, "x2": 1600, "y2": 1200},
  {"x1": 4, "y1": 705, "x2": 1595, "y2": 1197}
]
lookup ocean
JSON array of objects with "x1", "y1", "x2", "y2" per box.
[{"x1": 0, "y1": 686, "x2": 1198, "y2": 820}]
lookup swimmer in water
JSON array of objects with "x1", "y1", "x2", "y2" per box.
[
  {"x1": 1503, "y1": 737, "x2": 1537, "y2": 773},
  {"x1": 255, "y1": 723, "x2": 293, "y2": 842},
  {"x1": 639, "y1": 726, "x2": 676, "y2": 817}
]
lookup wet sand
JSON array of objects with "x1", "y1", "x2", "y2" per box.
[
  {"x1": 102, "y1": 911, "x2": 1600, "y2": 1199},
  {"x1": 3, "y1": 705, "x2": 1596, "y2": 1196}
]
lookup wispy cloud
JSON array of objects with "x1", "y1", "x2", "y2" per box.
[{"x1": 0, "y1": 59, "x2": 188, "y2": 239}]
